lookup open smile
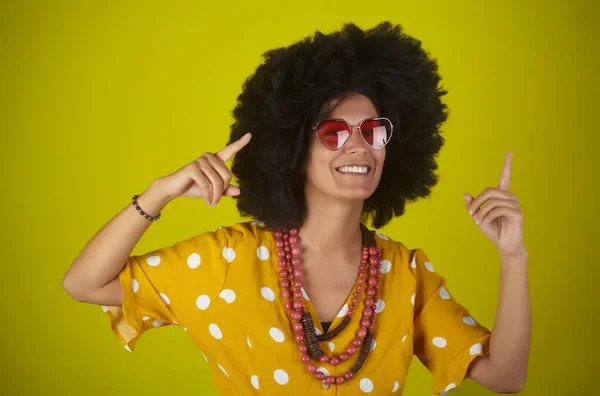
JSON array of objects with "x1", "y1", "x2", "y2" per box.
[{"x1": 335, "y1": 165, "x2": 371, "y2": 175}]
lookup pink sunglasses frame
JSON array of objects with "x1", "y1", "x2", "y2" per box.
[{"x1": 312, "y1": 117, "x2": 394, "y2": 150}]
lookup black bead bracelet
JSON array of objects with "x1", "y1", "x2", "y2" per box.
[{"x1": 132, "y1": 194, "x2": 161, "y2": 222}]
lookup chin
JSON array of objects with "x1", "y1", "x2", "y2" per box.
[{"x1": 335, "y1": 187, "x2": 376, "y2": 201}]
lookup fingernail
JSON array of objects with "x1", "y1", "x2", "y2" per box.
[
  {"x1": 475, "y1": 218, "x2": 480, "y2": 225},
  {"x1": 211, "y1": 203, "x2": 216, "y2": 208},
  {"x1": 469, "y1": 209, "x2": 473, "y2": 216}
]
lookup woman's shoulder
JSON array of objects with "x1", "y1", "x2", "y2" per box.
[
  {"x1": 194, "y1": 222, "x2": 425, "y2": 258},
  {"x1": 218, "y1": 220, "x2": 268, "y2": 240},
  {"x1": 193, "y1": 221, "x2": 270, "y2": 251},
  {"x1": 164, "y1": 221, "x2": 262, "y2": 252},
  {"x1": 369, "y1": 228, "x2": 436, "y2": 275},
  {"x1": 369, "y1": 229, "x2": 441, "y2": 293},
  {"x1": 369, "y1": 228, "x2": 414, "y2": 259}
]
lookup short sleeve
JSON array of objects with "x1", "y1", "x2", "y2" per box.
[
  {"x1": 102, "y1": 227, "x2": 229, "y2": 352},
  {"x1": 411, "y1": 249, "x2": 492, "y2": 394}
]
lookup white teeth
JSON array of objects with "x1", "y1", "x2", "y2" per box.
[{"x1": 337, "y1": 166, "x2": 369, "y2": 174}]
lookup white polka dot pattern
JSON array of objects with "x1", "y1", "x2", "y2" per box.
[
  {"x1": 379, "y1": 260, "x2": 392, "y2": 274},
  {"x1": 432, "y1": 337, "x2": 447, "y2": 348},
  {"x1": 219, "y1": 289, "x2": 236, "y2": 303},
  {"x1": 218, "y1": 364, "x2": 229, "y2": 378},
  {"x1": 251, "y1": 375, "x2": 259, "y2": 389},
  {"x1": 316, "y1": 367, "x2": 330, "y2": 377},
  {"x1": 209, "y1": 323, "x2": 223, "y2": 339},
  {"x1": 196, "y1": 295, "x2": 210, "y2": 310},
  {"x1": 445, "y1": 383, "x2": 457, "y2": 391},
  {"x1": 222, "y1": 247, "x2": 236, "y2": 263},
  {"x1": 257, "y1": 246, "x2": 270, "y2": 260},
  {"x1": 187, "y1": 253, "x2": 201, "y2": 269},
  {"x1": 337, "y1": 304, "x2": 349, "y2": 317},
  {"x1": 375, "y1": 232, "x2": 389, "y2": 240},
  {"x1": 131, "y1": 279, "x2": 139, "y2": 293},
  {"x1": 100, "y1": 224, "x2": 492, "y2": 396},
  {"x1": 261, "y1": 287, "x2": 275, "y2": 301},
  {"x1": 359, "y1": 377, "x2": 374, "y2": 392},
  {"x1": 159, "y1": 293, "x2": 170, "y2": 305},
  {"x1": 269, "y1": 327, "x2": 285, "y2": 343},
  {"x1": 146, "y1": 255, "x2": 161, "y2": 266},
  {"x1": 273, "y1": 369, "x2": 289, "y2": 385},
  {"x1": 470, "y1": 343, "x2": 483, "y2": 355},
  {"x1": 439, "y1": 287, "x2": 451, "y2": 300},
  {"x1": 301, "y1": 287, "x2": 310, "y2": 300}
]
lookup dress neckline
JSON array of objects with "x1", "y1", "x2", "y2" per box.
[{"x1": 269, "y1": 223, "x2": 378, "y2": 334}]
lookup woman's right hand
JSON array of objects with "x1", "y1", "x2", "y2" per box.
[{"x1": 154, "y1": 132, "x2": 252, "y2": 207}]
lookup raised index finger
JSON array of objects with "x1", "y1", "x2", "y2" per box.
[
  {"x1": 216, "y1": 132, "x2": 252, "y2": 162},
  {"x1": 498, "y1": 151, "x2": 513, "y2": 191}
]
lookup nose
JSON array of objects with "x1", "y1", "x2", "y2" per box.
[{"x1": 344, "y1": 126, "x2": 369, "y2": 152}]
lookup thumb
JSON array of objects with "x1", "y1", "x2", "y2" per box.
[
  {"x1": 224, "y1": 185, "x2": 241, "y2": 197},
  {"x1": 463, "y1": 193, "x2": 474, "y2": 209}
]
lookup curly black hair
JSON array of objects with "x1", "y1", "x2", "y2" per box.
[{"x1": 227, "y1": 21, "x2": 448, "y2": 229}]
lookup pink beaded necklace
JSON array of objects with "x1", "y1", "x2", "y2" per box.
[{"x1": 274, "y1": 224, "x2": 382, "y2": 389}]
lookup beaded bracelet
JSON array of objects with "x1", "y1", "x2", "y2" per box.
[{"x1": 132, "y1": 194, "x2": 161, "y2": 222}]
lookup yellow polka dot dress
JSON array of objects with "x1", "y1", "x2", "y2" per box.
[{"x1": 103, "y1": 222, "x2": 491, "y2": 394}]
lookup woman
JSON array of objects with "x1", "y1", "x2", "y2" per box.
[{"x1": 62, "y1": 22, "x2": 530, "y2": 395}]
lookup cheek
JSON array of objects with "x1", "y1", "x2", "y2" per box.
[
  {"x1": 308, "y1": 143, "x2": 334, "y2": 170},
  {"x1": 303, "y1": 140, "x2": 319, "y2": 172},
  {"x1": 309, "y1": 155, "x2": 331, "y2": 177},
  {"x1": 305, "y1": 150, "x2": 325, "y2": 177},
  {"x1": 375, "y1": 151, "x2": 386, "y2": 172}
]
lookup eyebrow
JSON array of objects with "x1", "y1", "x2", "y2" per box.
[
  {"x1": 316, "y1": 108, "x2": 334, "y2": 121},
  {"x1": 317, "y1": 116, "x2": 380, "y2": 123}
]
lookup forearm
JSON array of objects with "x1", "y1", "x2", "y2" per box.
[
  {"x1": 62, "y1": 181, "x2": 171, "y2": 298},
  {"x1": 488, "y1": 252, "x2": 531, "y2": 390}
]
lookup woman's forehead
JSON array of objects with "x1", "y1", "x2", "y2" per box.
[{"x1": 319, "y1": 94, "x2": 379, "y2": 122}]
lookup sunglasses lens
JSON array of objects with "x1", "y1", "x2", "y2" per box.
[
  {"x1": 316, "y1": 118, "x2": 393, "y2": 150},
  {"x1": 360, "y1": 119, "x2": 392, "y2": 149},
  {"x1": 316, "y1": 120, "x2": 351, "y2": 150}
]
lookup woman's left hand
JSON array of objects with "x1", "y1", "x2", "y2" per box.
[{"x1": 464, "y1": 152, "x2": 527, "y2": 257}]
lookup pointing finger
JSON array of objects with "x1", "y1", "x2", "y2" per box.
[
  {"x1": 216, "y1": 132, "x2": 252, "y2": 162},
  {"x1": 498, "y1": 151, "x2": 513, "y2": 191}
]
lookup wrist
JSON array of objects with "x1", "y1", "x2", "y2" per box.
[
  {"x1": 499, "y1": 250, "x2": 529, "y2": 267},
  {"x1": 499, "y1": 250, "x2": 528, "y2": 259},
  {"x1": 137, "y1": 181, "x2": 172, "y2": 216}
]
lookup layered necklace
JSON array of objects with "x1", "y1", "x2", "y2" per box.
[{"x1": 273, "y1": 224, "x2": 382, "y2": 389}]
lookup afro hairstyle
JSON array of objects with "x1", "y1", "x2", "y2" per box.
[{"x1": 227, "y1": 21, "x2": 448, "y2": 229}]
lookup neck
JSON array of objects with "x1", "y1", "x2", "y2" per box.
[{"x1": 299, "y1": 195, "x2": 364, "y2": 259}]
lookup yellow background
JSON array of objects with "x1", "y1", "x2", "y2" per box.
[{"x1": 1, "y1": 0, "x2": 597, "y2": 394}]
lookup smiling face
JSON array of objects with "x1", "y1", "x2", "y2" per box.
[{"x1": 304, "y1": 93, "x2": 387, "y2": 203}]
